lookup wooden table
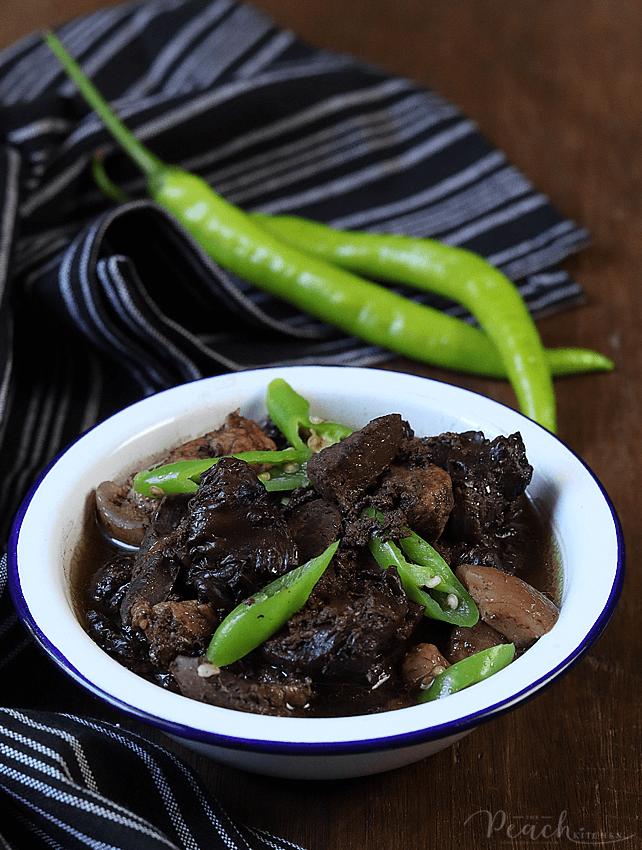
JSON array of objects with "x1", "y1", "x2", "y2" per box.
[{"x1": 3, "y1": 2, "x2": 639, "y2": 848}]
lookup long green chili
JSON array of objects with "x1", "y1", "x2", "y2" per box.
[
  {"x1": 46, "y1": 30, "x2": 611, "y2": 433},
  {"x1": 90, "y1": 148, "x2": 613, "y2": 388},
  {"x1": 133, "y1": 446, "x2": 309, "y2": 496},
  {"x1": 89, "y1": 154, "x2": 614, "y2": 385},
  {"x1": 206, "y1": 539, "x2": 339, "y2": 667},
  {"x1": 46, "y1": 33, "x2": 530, "y2": 396},
  {"x1": 134, "y1": 379, "x2": 352, "y2": 497},
  {"x1": 251, "y1": 215, "x2": 566, "y2": 432},
  {"x1": 418, "y1": 643, "x2": 515, "y2": 702},
  {"x1": 364, "y1": 509, "x2": 479, "y2": 627},
  {"x1": 265, "y1": 378, "x2": 352, "y2": 454}
]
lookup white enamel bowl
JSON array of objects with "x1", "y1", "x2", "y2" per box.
[{"x1": 8, "y1": 366, "x2": 624, "y2": 780}]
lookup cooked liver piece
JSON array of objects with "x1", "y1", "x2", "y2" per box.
[
  {"x1": 306, "y1": 414, "x2": 407, "y2": 509},
  {"x1": 456, "y1": 563, "x2": 559, "y2": 647}
]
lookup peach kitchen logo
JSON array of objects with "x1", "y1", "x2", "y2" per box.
[{"x1": 464, "y1": 810, "x2": 635, "y2": 845}]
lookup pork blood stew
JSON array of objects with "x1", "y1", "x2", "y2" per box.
[{"x1": 78, "y1": 408, "x2": 560, "y2": 717}]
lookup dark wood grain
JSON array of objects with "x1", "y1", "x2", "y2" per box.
[{"x1": 3, "y1": 2, "x2": 640, "y2": 848}]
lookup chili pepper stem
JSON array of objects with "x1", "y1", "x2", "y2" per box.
[
  {"x1": 45, "y1": 31, "x2": 165, "y2": 181},
  {"x1": 92, "y1": 152, "x2": 130, "y2": 202}
]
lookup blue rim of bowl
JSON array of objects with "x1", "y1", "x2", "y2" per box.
[{"x1": 7, "y1": 377, "x2": 626, "y2": 758}]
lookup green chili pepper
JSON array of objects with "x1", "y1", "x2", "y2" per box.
[
  {"x1": 45, "y1": 32, "x2": 565, "y2": 431},
  {"x1": 133, "y1": 379, "x2": 350, "y2": 497},
  {"x1": 206, "y1": 539, "x2": 339, "y2": 666},
  {"x1": 397, "y1": 528, "x2": 471, "y2": 593},
  {"x1": 133, "y1": 446, "x2": 309, "y2": 497},
  {"x1": 265, "y1": 378, "x2": 352, "y2": 454},
  {"x1": 257, "y1": 214, "x2": 613, "y2": 382},
  {"x1": 266, "y1": 378, "x2": 312, "y2": 454},
  {"x1": 149, "y1": 170, "x2": 536, "y2": 398},
  {"x1": 45, "y1": 34, "x2": 518, "y2": 390},
  {"x1": 91, "y1": 151, "x2": 130, "y2": 202},
  {"x1": 250, "y1": 215, "x2": 594, "y2": 434},
  {"x1": 363, "y1": 509, "x2": 479, "y2": 627},
  {"x1": 256, "y1": 466, "x2": 311, "y2": 492},
  {"x1": 540, "y1": 347, "x2": 613, "y2": 376},
  {"x1": 89, "y1": 154, "x2": 613, "y2": 386},
  {"x1": 418, "y1": 643, "x2": 516, "y2": 702},
  {"x1": 89, "y1": 155, "x2": 613, "y2": 385},
  {"x1": 396, "y1": 528, "x2": 479, "y2": 623}
]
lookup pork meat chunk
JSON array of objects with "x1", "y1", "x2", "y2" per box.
[
  {"x1": 377, "y1": 462, "x2": 453, "y2": 542},
  {"x1": 163, "y1": 410, "x2": 276, "y2": 462},
  {"x1": 131, "y1": 599, "x2": 217, "y2": 670}
]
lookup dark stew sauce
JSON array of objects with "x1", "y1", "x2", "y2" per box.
[{"x1": 74, "y1": 410, "x2": 560, "y2": 718}]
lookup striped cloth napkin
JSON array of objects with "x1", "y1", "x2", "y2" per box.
[{"x1": 0, "y1": 1, "x2": 589, "y2": 847}]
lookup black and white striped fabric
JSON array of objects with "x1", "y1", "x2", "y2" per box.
[
  {"x1": 0, "y1": 0, "x2": 589, "y2": 846},
  {"x1": 0, "y1": 705, "x2": 305, "y2": 850}
]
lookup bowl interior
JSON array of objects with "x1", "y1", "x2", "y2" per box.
[{"x1": 9, "y1": 366, "x2": 623, "y2": 752}]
